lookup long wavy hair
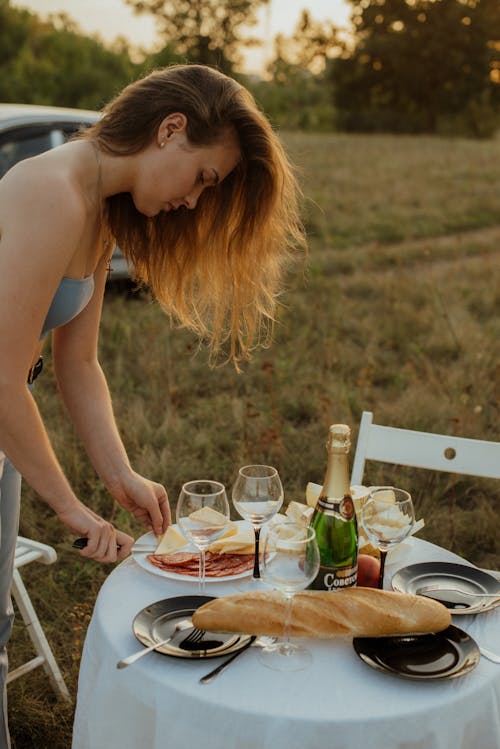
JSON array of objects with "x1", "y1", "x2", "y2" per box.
[{"x1": 83, "y1": 64, "x2": 305, "y2": 365}]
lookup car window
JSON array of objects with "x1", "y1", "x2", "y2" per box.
[
  {"x1": 0, "y1": 122, "x2": 88, "y2": 178},
  {"x1": 0, "y1": 115, "x2": 129, "y2": 282}
]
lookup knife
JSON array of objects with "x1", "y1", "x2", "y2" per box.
[
  {"x1": 72, "y1": 537, "x2": 157, "y2": 553},
  {"x1": 199, "y1": 636, "x2": 257, "y2": 683},
  {"x1": 199, "y1": 636, "x2": 276, "y2": 684}
]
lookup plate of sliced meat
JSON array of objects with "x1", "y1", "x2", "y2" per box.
[{"x1": 132, "y1": 524, "x2": 256, "y2": 582}]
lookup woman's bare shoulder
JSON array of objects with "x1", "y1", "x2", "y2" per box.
[
  {"x1": 1, "y1": 150, "x2": 84, "y2": 206},
  {"x1": 0, "y1": 150, "x2": 90, "y2": 281},
  {"x1": 0, "y1": 151, "x2": 87, "y2": 238}
]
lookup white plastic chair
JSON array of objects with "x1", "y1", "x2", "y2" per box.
[
  {"x1": 351, "y1": 411, "x2": 500, "y2": 577},
  {"x1": 351, "y1": 411, "x2": 500, "y2": 485},
  {"x1": 7, "y1": 536, "x2": 70, "y2": 700}
]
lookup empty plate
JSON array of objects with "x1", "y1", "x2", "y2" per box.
[
  {"x1": 132, "y1": 595, "x2": 252, "y2": 659},
  {"x1": 353, "y1": 625, "x2": 480, "y2": 680},
  {"x1": 391, "y1": 562, "x2": 500, "y2": 614}
]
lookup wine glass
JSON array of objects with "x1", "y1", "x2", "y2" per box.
[
  {"x1": 176, "y1": 480, "x2": 230, "y2": 593},
  {"x1": 232, "y1": 465, "x2": 284, "y2": 584},
  {"x1": 258, "y1": 521, "x2": 320, "y2": 672},
  {"x1": 361, "y1": 486, "x2": 415, "y2": 589}
]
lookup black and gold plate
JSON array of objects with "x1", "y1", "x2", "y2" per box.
[
  {"x1": 132, "y1": 595, "x2": 252, "y2": 660},
  {"x1": 391, "y1": 562, "x2": 500, "y2": 614},
  {"x1": 353, "y1": 625, "x2": 480, "y2": 680}
]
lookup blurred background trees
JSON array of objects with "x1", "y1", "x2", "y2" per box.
[
  {"x1": 330, "y1": 0, "x2": 500, "y2": 137},
  {"x1": 0, "y1": 0, "x2": 139, "y2": 108},
  {"x1": 0, "y1": 0, "x2": 498, "y2": 136},
  {"x1": 124, "y1": 0, "x2": 270, "y2": 74}
]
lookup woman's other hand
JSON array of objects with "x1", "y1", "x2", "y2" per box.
[
  {"x1": 57, "y1": 501, "x2": 134, "y2": 562},
  {"x1": 110, "y1": 471, "x2": 171, "y2": 537}
]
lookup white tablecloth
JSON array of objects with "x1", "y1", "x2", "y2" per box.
[{"x1": 72, "y1": 538, "x2": 500, "y2": 749}]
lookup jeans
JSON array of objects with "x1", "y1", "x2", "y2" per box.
[{"x1": 0, "y1": 450, "x2": 22, "y2": 749}]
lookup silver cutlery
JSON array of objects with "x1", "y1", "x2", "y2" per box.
[
  {"x1": 116, "y1": 619, "x2": 193, "y2": 669},
  {"x1": 73, "y1": 538, "x2": 157, "y2": 553},
  {"x1": 199, "y1": 636, "x2": 275, "y2": 684},
  {"x1": 179, "y1": 627, "x2": 208, "y2": 648},
  {"x1": 417, "y1": 585, "x2": 500, "y2": 600},
  {"x1": 178, "y1": 628, "x2": 224, "y2": 651},
  {"x1": 130, "y1": 544, "x2": 158, "y2": 554},
  {"x1": 479, "y1": 647, "x2": 500, "y2": 664}
]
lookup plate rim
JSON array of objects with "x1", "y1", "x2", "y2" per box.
[
  {"x1": 391, "y1": 561, "x2": 500, "y2": 614},
  {"x1": 132, "y1": 594, "x2": 253, "y2": 660},
  {"x1": 353, "y1": 624, "x2": 480, "y2": 680},
  {"x1": 132, "y1": 521, "x2": 254, "y2": 583}
]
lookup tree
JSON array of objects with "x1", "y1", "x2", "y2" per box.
[
  {"x1": 125, "y1": 0, "x2": 269, "y2": 73},
  {"x1": 269, "y1": 9, "x2": 340, "y2": 77},
  {"x1": 0, "y1": 0, "x2": 32, "y2": 68},
  {"x1": 330, "y1": 0, "x2": 500, "y2": 136},
  {"x1": 248, "y1": 11, "x2": 338, "y2": 130},
  {"x1": 0, "y1": 3, "x2": 139, "y2": 109}
]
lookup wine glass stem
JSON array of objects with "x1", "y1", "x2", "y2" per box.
[
  {"x1": 378, "y1": 549, "x2": 387, "y2": 589},
  {"x1": 283, "y1": 594, "x2": 294, "y2": 646},
  {"x1": 253, "y1": 527, "x2": 261, "y2": 579},
  {"x1": 199, "y1": 548, "x2": 206, "y2": 594}
]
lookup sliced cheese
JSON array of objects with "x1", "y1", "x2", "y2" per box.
[
  {"x1": 307, "y1": 482, "x2": 371, "y2": 515},
  {"x1": 268, "y1": 513, "x2": 288, "y2": 529},
  {"x1": 372, "y1": 489, "x2": 396, "y2": 504},
  {"x1": 155, "y1": 525, "x2": 188, "y2": 555},
  {"x1": 207, "y1": 526, "x2": 255, "y2": 555},
  {"x1": 217, "y1": 522, "x2": 238, "y2": 540},
  {"x1": 285, "y1": 501, "x2": 314, "y2": 525},
  {"x1": 305, "y1": 481, "x2": 322, "y2": 508},
  {"x1": 188, "y1": 506, "x2": 228, "y2": 526},
  {"x1": 350, "y1": 484, "x2": 370, "y2": 510}
]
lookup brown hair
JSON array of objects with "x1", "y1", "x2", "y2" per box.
[{"x1": 84, "y1": 64, "x2": 304, "y2": 365}]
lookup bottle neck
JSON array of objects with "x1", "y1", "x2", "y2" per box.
[{"x1": 319, "y1": 449, "x2": 351, "y2": 503}]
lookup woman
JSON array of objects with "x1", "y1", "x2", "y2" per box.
[{"x1": 0, "y1": 63, "x2": 303, "y2": 745}]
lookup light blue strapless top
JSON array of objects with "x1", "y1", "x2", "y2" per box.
[{"x1": 40, "y1": 275, "x2": 94, "y2": 340}]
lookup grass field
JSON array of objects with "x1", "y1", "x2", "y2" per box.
[{"x1": 8, "y1": 131, "x2": 500, "y2": 748}]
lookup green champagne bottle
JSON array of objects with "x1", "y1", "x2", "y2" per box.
[{"x1": 308, "y1": 424, "x2": 358, "y2": 591}]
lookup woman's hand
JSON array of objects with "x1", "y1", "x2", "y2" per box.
[
  {"x1": 109, "y1": 471, "x2": 171, "y2": 537},
  {"x1": 57, "y1": 501, "x2": 134, "y2": 563}
]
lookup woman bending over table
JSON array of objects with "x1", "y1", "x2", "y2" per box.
[{"x1": 0, "y1": 63, "x2": 303, "y2": 747}]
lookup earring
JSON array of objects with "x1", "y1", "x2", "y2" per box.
[{"x1": 159, "y1": 141, "x2": 166, "y2": 148}]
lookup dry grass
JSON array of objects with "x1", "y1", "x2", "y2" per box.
[{"x1": 8, "y1": 131, "x2": 500, "y2": 748}]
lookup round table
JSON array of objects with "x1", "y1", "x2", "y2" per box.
[{"x1": 72, "y1": 537, "x2": 500, "y2": 749}]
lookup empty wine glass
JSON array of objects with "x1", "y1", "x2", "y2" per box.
[
  {"x1": 258, "y1": 521, "x2": 320, "y2": 671},
  {"x1": 232, "y1": 465, "x2": 284, "y2": 584},
  {"x1": 176, "y1": 480, "x2": 230, "y2": 593},
  {"x1": 361, "y1": 486, "x2": 415, "y2": 589}
]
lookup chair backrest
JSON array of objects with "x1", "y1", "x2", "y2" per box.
[
  {"x1": 15, "y1": 535, "x2": 57, "y2": 569},
  {"x1": 351, "y1": 411, "x2": 500, "y2": 485}
]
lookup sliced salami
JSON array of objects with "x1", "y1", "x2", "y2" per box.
[{"x1": 147, "y1": 551, "x2": 255, "y2": 577}]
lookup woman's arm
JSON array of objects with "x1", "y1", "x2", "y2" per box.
[
  {"x1": 0, "y1": 159, "x2": 133, "y2": 562},
  {"x1": 52, "y1": 256, "x2": 171, "y2": 537}
]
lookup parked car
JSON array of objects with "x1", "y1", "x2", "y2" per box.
[{"x1": 0, "y1": 102, "x2": 130, "y2": 282}]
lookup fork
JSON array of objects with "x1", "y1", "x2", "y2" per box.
[
  {"x1": 417, "y1": 585, "x2": 500, "y2": 600},
  {"x1": 178, "y1": 627, "x2": 208, "y2": 649},
  {"x1": 116, "y1": 619, "x2": 193, "y2": 668}
]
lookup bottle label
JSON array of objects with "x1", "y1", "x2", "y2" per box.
[
  {"x1": 317, "y1": 496, "x2": 355, "y2": 521},
  {"x1": 310, "y1": 563, "x2": 358, "y2": 591}
]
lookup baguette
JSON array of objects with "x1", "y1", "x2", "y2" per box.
[{"x1": 192, "y1": 588, "x2": 451, "y2": 638}]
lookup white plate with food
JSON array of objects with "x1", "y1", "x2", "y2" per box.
[{"x1": 132, "y1": 521, "x2": 256, "y2": 583}]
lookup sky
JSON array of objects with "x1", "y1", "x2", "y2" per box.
[{"x1": 12, "y1": 0, "x2": 352, "y2": 72}]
